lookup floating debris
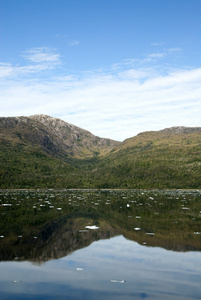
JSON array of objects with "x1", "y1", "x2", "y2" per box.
[
  {"x1": 85, "y1": 225, "x2": 99, "y2": 230},
  {"x1": 111, "y1": 280, "x2": 125, "y2": 284},
  {"x1": 76, "y1": 268, "x2": 83, "y2": 271}
]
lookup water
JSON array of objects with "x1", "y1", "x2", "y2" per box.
[{"x1": 0, "y1": 189, "x2": 201, "y2": 299}]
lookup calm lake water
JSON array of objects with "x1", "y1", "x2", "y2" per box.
[{"x1": 0, "y1": 189, "x2": 201, "y2": 299}]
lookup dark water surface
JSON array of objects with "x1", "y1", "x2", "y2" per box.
[{"x1": 0, "y1": 189, "x2": 201, "y2": 299}]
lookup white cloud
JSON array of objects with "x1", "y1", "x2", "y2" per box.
[
  {"x1": 166, "y1": 48, "x2": 182, "y2": 53},
  {"x1": 23, "y1": 47, "x2": 61, "y2": 64},
  {"x1": 146, "y1": 52, "x2": 166, "y2": 59},
  {"x1": 0, "y1": 48, "x2": 201, "y2": 141},
  {"x1": 0, "y1": 47, "x2": 61, "y2": 79},
  {"x1": 111, "y1": 48, "x2": 182, "y2": 71},
  {"x1": 0, "y1": 63, "x2": 13, "y2": 78}
]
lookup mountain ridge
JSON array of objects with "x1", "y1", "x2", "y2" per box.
[
  {"x1": 0, "y1": 114, "x2": 120, "y2": 158},
  {"x1": 1, "y1": 114, "x2": 201, "y2": 145},
  {"x1": 0, "y1": 115, "x2": 201, "y2": 189}
]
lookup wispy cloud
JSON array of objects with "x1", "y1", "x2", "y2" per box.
[
  {"x1": 55, "y1": 33, "x2": 69, "y2": 38},
  {"x1": 23, "y1": 47, "x2": 61, "y2": 64},
  {"x1": 0, "y1": 47, "x2": 61, "y2": 79},
  {"x1": 68, "y1": 40, "x2": 80, "y2": 47},
  {"x1": 147, "y1": 52, "x2": 166, "y2": 59},
  {"x1": 55, "y1": 34, "x2": 80, "y2": 47},
  {"x1": 144, "y1": 48, "x2": 182, "y2": 63},
  {"x1": 112, "y1": 47, "x2": 183, "y2": 71},
  {"x1": 0, "y1": 47, "x2": 200, "y2": 141},
  {"x1": 166, "y1": 48, "x2": 182, "y2": 53},
  {"x1": 0, "y1": 63, "x2": 13, "y2": 78},
  {"x1": 151, "y1": 42, "x2": 164, "y2": 46}
]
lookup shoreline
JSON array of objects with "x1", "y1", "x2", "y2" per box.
[{"x1": 0, "y1": 188, "x2": 201, "y2": 192}]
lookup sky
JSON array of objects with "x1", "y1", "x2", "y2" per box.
[{"x1": 0, "y1": 0, "x2": 201, "y2": 141}]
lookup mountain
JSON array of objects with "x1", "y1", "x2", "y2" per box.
[
  {"x1": 0, "y1": 115, "x2": 201, "y2": 189},
  {"x1": 93, "y1": 126, "x2": 201, "y2": 189},
  {"x1": 119, "y1": 126, "x2": 201, "y2": 150},
  {"x1": 0, "y1": 114, "x2": 120, "y2": 159}
]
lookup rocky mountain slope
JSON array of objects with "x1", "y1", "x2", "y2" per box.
[{"x1": 0, "y1": 114, "x2": 120, "y2": 159}]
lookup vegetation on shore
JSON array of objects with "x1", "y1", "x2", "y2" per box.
[{"x1": 1, "y1": 115, "x2": 201, "y2": 189}]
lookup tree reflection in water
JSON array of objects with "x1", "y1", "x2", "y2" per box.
[{"x1": 0, "y1": 189, "x2": 201, "y2": 263}]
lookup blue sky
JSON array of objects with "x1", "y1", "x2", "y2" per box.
[{"x1": 1, "y1": 0, "x2": 201, "y2": 140}]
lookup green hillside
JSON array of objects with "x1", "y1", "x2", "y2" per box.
[
  {"x1": 90, "y1": 128, "x2": 201, "y2": 189},
  {"x1": 1, "y1": 116, "x2": 201, "y2": 189}
]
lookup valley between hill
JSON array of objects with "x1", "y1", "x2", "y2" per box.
[{"x1": 1, "y1": 115, "x2": 201, "y2": 189}]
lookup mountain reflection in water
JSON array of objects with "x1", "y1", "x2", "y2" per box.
[
  {"x1": 0, "y1": 235, "x2": 201, "y2": 300},
  {"x1": 0, "y1": 189, "x2": 201, "y2": 263}
]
